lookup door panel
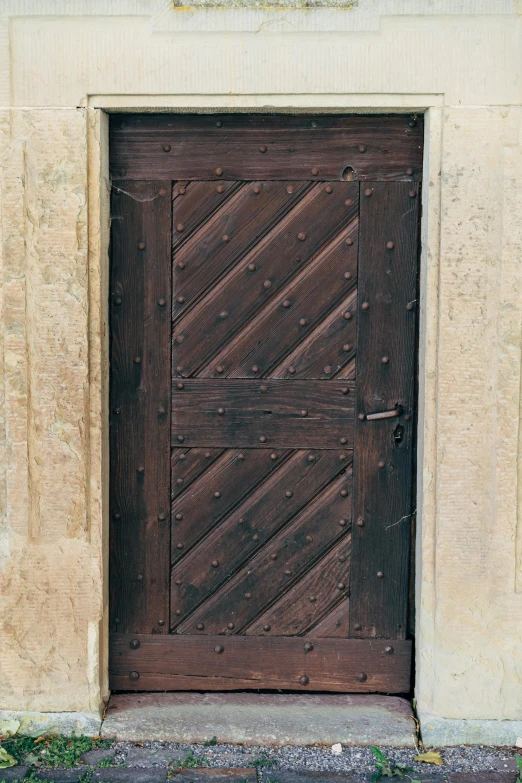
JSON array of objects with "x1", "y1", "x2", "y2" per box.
[
  {"x1": 109, "y1": 114, "x2": 422, "y2": 693},
  {"x1": 172, "y1": 182, "x2": 356, "y2": 376},
  {"x1": 170, "y1": 449, "x2": 347, "y2": 626}
]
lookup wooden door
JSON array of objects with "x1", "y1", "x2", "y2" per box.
[{"x1": 109, "y1": 115, "x2": 422, "y2": 692}]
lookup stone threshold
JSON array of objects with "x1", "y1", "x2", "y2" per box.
[{"x1": 101, "y1": 693, "x2": 416, "y2": 746}]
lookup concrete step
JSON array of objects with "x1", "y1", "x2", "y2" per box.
[{"x1": 102, "y1": 693, "x2": 416, "y2": 746}]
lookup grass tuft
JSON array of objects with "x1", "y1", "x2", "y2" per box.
[{"x1": 2, "y1": 735, "x2": 113, "y2": 770}]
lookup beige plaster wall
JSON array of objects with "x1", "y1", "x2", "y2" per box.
[{"x1": 0, "y1": 1, "x2": 521, "y2": 728}]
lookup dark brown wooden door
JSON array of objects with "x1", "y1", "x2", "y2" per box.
[{"x1": 109, "y1": 115, "x2": 422, "y2": 693}]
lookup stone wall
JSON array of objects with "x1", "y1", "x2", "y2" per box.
[
  {"x1": 0, "y1": 0, "x2": 521, "y2": 741},
  {"x1": 0, "y1": 108, "x2": 107, "y2": 716}
]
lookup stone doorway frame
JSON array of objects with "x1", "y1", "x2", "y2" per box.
[{"x1": 88, "y1": 92, "x2": 443, "y2": 717}]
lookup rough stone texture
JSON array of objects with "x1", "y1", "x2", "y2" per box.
[
  {"x1": 265, "y1": 775, "x2": 445, "y2": 783},
  {"x1": 256, "y1": 773, "x2": 363, "y2": 783},
  {"x1": 92, "y1": 771, "x2": 167, "y2": 783},
  {"x1": 0, "y1": 0, "x2": 521, "y2": 742},
  {"x1": 102, "y1": 693, "x2": 416, "y2": 746},
  {"x1": 124, "y1": 748, "x2": 177, "y2": 767},
  {"x1": 419, "y1": 713, "x2": 522, "y2": 748},
  {"x1": 416, "y1": 106, "x2": 522, "y2": 728},
  {"x1": 0, "y1": 767, "x2": 29, "y2": 782},
  {"x1": 0, "y1": 710, "x2": 101, "y2": 737},
  {"x1": 35, "y1": 771, "x2": 88, "y2": 783},
  {"x1": 170, "y1": 772, "x2": 256, "y2": 783},
  {"x1": 81, "y1": 749, "x2": 117, "y2": 766},
  {"x1": 448, "y1": 775, "x2": 517, "y2": 783},
  {"x1": 0, "y1": 108, "x2": 106, "y2": 715}
]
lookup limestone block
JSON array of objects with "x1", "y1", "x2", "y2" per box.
[
  {"x1": 416, "y1": 107, "x2": 522, "y2": 722},
  {"x1": 0, "y1": 109, "x2": 104, "y2": 713}
]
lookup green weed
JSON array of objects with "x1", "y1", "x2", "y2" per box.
[
  {"x1": 173, "y1": 750, "x2": 209, "y2": 769},
  {"x1": 2, "y1": 735, "x2": 113, "y2": 769},
  {"x1": 515, "y1": 753, "x2": 522, "y2": 783},
  {"x1": 370, "y1": 747, "x2": 421, "y2": 783},
  {"x1": 248, "y1": 753, "x2": 276, "y2": 770},
  {"x1": 96, "y1": 757, "x2": 114, "y2": 768}
]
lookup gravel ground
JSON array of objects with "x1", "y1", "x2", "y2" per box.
[{"x1": 111, "y1": 740, "x2": 520, "y2": 776}]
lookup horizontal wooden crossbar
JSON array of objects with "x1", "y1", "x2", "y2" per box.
[
  {"x1": 109, "y1": 634, "x2": 411, "y2": 692},
  {"x1": 172, "y1": 379, "x2": 356, "y2": 448},
  {"x1": 110, "y1": 114, "x2": 423, "y2": 182}
]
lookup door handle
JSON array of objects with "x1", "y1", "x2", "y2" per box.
[{"x1": 365, "y1": 406, "x2": 403, "y2": 421}]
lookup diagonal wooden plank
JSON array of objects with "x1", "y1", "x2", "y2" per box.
[
  {"x1": 333, "y1": 358, "x2": 357, "y2": 381},
  {"x1": 268, "y1": 291, "x2": 357, "y2": 380},
  {"x1": 172, "y1": 181, "x2": 310, "y2": 324},
  {"x1": 174, "y1": 183, "x2": 354, "y2": 377},
  {"x1": 170, "y1": 448, "x2": 292, "y2": 568},
  {"x1": 310, "y1": 598, "x2": 350, "y2": 638},
  {"x1": 171, "y1": 447, "x2": 224, "y2": 499},
  {"x1": 170, "y1": 450, "x2": 346, "y2": 630},
  {"x1": 176, "y1": 461, "x2": 352, "y2": 634},
  {"x1": 198, "y1": 204, "x2": 358, "y2": 378},
  {"x1": 245, "y1": 536, "x2": 351, "y2": 637},
  {"x1": 172, "y1": 180, "x2": 241, "y2": 252}
]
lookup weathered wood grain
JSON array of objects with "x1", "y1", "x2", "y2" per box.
[
  {"x1": 170, "y1": 448, "x2": 290, "y2": 569},
  {"x1": 170, "y1": 450, "x2": 348, "y2": 629},
  {"x1": 171, "y1": 380, "x2": 355, "y2": 448},
  {"x1": 349, "y1": 182, "x2": 419, "y2": 639},
  {"x1": 109, "y1": 634, "x2": 412, "y2": 692},
  {"x1": 245, "y1": 537, "x2": 351, "y2": 637},
  {"x1": 109, "y1": 181, "x2": 171, "y2": 634},
  {"x1": 173, "y1": 184, "x2": 354, "y2": 377},
  {"x1": 204, "y1": 205, "x2": 358, "y2": 379},
  {"x1": 177, "y1": 467, "x2": 352, "y2": 635},
  {"x1": 109, "y1": 116, "x2": 420, "y2": 694},
  {"x1": 110, "y1": 114, "x2": 423, "y2": 182},
  {"x1": 172, "y1": 181, "x2": 310, "y2": 324},
  {"x1": 270, "y1": 292, "x2": 357, "y2": 380},
  {"x1": 309, "y1": 598, "x2": 350, "y2": 638},
  {"x1": 171, "y1": 447, "x2": 224, "y2": 500},
  {"x1": 172, "y1": 180, "x2": 240, "y2": 250}
]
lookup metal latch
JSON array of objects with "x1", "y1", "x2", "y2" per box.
[{"x1": 365, "y1": 406, "x2": 403, "y2": 421}]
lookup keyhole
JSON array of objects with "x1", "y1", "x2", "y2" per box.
[{"x1": 393, "y1": 424, "x2": 404, "y2": 445}]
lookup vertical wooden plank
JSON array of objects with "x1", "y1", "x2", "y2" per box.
[
  {"x1": 110, "y1": 180, "x2": 171, "y2": 634},
  {"x1": 349, "y1": 182, "x2": 420, "y2": 639}
]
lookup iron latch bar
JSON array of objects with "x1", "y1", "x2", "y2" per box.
[{"x1": 365, "y1": 406, "x2": 403, "y2": 421}]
